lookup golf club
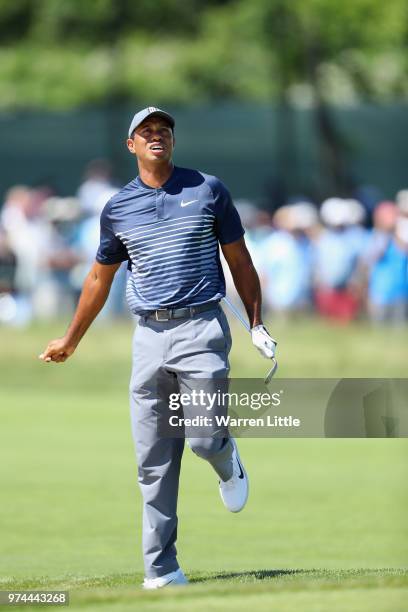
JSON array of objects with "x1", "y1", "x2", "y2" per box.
[{"x1": 222, "y1": 296, "x2": 278, "y2": 384}]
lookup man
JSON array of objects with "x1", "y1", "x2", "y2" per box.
[{"x1": 39, "y1": 107, "x2": 277, "y2": 589}]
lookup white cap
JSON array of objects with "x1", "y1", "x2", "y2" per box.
[
  {"x1": 320, "y1": 198, "x2": 349, "y2": 227},
  {"x1": 344, "y1": 199, "x2": 366, "y2": 225}
]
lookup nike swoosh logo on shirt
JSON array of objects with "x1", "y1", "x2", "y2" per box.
[{"x1": 180, "y1": 199, "x2": 198, "y2": 207}]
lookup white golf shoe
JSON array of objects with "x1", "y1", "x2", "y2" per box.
[
  {"x1": 142, "y1": 568, "x2": 188, "y2": 590},
  {"x1": 219, "y1": 438, "x2": 249, "y2": 512}
]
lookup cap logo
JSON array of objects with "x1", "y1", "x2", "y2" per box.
[{"x1": 147, "y1": 107, "x2": 158, "y2": 113}]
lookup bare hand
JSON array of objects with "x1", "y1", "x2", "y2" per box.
[{"x1": 38, "y1": 338, "x2": 76, "y2": 363}]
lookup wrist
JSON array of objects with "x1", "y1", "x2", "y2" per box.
[{"x1": 64, "y1": 332, "x2": 80, "y2": 349}]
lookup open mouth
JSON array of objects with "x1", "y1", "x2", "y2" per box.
[{"x1": 150, "y1": 144, "x2": 164, "y2": 152}]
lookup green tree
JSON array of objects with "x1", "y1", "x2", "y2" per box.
[{"x1": 0, "y1": 0, "x2": 406, "y2": 112}]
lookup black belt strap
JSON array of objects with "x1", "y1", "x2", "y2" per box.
[{"x1": 146, "y1": 302, "x2": 219, "y2": 322}]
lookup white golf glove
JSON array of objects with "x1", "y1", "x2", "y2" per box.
[{"x1": 251, "y1": 325, "x2": 277, "y2": 359}]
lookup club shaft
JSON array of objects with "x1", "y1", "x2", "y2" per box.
[
  {"x1": 222, "y1": 297, "x2": 251, "y2": 332},
  {"x1": 222, "y1": 296, "x2": 278, "y2": 383}
]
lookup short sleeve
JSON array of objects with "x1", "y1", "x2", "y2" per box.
[
  {"x1": 209, "y1": 177, "x2": 245, "y2": 245},
  {"x1": 96, "y1": 201, "x2": 129, "y2": 265}
]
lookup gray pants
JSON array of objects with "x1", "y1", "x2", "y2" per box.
[{"x1": 129, "y1": 304, "x2": 234, "y2": 578}]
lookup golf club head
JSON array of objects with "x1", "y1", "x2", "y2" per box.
[{"x1": 264, "y1": 357, "x2": 278, "y2": 385}]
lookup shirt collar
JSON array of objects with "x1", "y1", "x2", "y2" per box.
[{"x1": 135, "y1": 166, "x2": 178, "y2": 191}]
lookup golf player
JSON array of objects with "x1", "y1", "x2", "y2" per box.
[{"x1": 39, "y1": 107, "x2": 277, "y2": 589}]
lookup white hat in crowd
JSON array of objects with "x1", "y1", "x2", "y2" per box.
[
  {"x1": 274, "y1": 202, "x2": 318, "y2": 231},
  {"x1": 320, "y1": 197, "x2": 365, "y2": 227}
]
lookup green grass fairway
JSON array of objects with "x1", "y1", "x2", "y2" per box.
[{"x1": 1, "y1": 317, "x2": 407, "y2": 611}]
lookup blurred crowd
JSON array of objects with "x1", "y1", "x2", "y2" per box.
[
  {"x1": 0, "y1": 160, "x2": 407, "y2": 326},
  {"x1": 230, "y1": 192, "x2": 408, "y2": 325},
  {"x1": 0, "y1": 160, "x2": 127, "y2": 326}
]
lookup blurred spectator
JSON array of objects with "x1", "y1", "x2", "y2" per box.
[
  {"x1": 235, "y1": 200, "x2": 273, "y2": 268},
  {"x1": 364, "y1": 200, "x2": 408, "y2": 324},
  {"x1": 396, "y1": 189, "x2": 408, "y2": 216},
  {"x1": 30, "y1": 184, "x2": 56, "y2": 218},
  {"x1": 314, "y1": 198, "x2": 368, "y2": 322},
  {"x1": 75, "y1": 195, "x2": 128, "y2": 318},
  {"x1": 260, "y1": 203, "x2": 318, "y2": 314},
  {"x1": 77, "y1": 159, "x2": 117, "y2": 216},
  {"x1": 0, "y1": 226, "x2": 16, "y2": 293},
  {"x1": 363, "y1": 201, "x2": 398, "y2": 265},
  {"x1": 33, "y1": 197, "x2": 84, "y2": 318},
  {"x1": 222, "y1": 201, "x2": 273, "y2": 308},
  {"x1": 1, "y1": 186, "x2": 51, "y2": 324},
  {"x1": 75, "y1": 160, "x2": 125, "y2": 316},
  {"x1": 0, "y1": 225, "x2": 18, "y2": 324}
]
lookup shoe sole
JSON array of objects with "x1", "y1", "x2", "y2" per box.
[
  {"x1": 142, "y1": 574, "x2": 188, "y2": 589},
  {"x1": 143, "y1": 580, "x2": 188, "y2": 590}
]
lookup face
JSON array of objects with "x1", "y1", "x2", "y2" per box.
[{"x1": 127, "y1": 117, "x2": 174, "y2": 163}]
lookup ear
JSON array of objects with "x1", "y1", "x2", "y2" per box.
[{"x1": 127, "y1": 138, "x2": 136, "y2": 154}]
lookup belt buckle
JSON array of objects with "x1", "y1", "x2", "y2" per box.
[{"x1": 155, "y1": 308, "x2": 170, "y2": 321}]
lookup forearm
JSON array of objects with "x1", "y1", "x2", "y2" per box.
[
  {"x1": 230, "y1": 259, "x2": 263, "y2": 328},
  {"x1": 39, "y1": 261, "x2": 120, "y2": 363},
  {"x1": 64, "y1": 268, "x2": 112, "y2": 347}
]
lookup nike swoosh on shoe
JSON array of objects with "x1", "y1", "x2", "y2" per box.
[{"x1": 237, "y1": 459, "x2": 244, "y2": 479}]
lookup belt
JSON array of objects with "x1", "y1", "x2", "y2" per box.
[{"x1": 146, "y1": 302, "x2": 219, "y2": 322}]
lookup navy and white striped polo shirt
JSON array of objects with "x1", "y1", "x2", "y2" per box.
[{"x1": 96, "y1": 166, "x2": 244, "y2": 315}]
